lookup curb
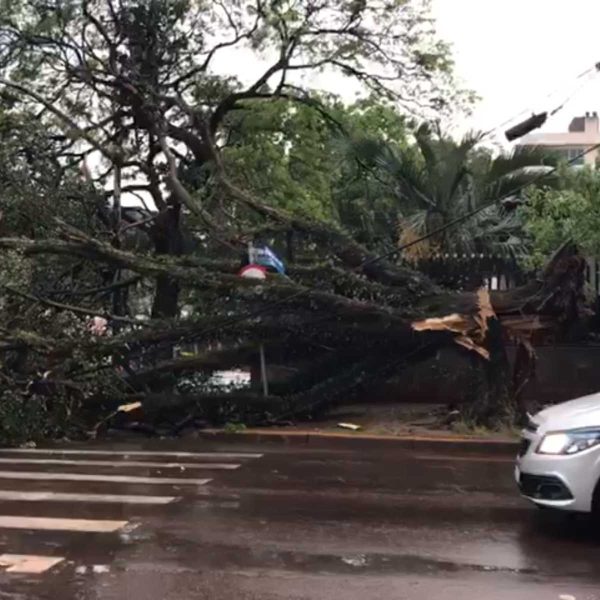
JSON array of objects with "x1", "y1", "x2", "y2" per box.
[{"x1": 198, "y1": 429, "x2": 518, "y2": 456}]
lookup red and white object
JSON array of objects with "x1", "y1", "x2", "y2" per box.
[{"x1": 238, "y1": 265, "x2": 267, "y2": 280}]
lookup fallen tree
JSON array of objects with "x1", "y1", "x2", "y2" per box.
[
  {"x1": 0, "y1": 1, "x2": 590, "y2": 441},
  {"x1": 0, "y1": 215, "x2": 588, "y2": 434}
]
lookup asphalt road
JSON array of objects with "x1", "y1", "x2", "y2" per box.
[{"x1": 1, "y1": 440, "x2": 599, "y2": 600}]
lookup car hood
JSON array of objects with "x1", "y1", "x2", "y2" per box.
[{"x1": 534, "y1": 392, "x2": 600, "y2": 432}]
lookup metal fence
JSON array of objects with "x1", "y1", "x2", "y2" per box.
[{"x1": 413, "y1": 254, "x2": 525, "y2": 292}]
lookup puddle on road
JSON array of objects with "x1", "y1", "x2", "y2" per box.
[{"x1": 146, "y1": 532, "x2": 539, "y2": 578}]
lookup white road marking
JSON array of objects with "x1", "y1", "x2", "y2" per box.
[
  {"x1": 0, "y1": 554, "x2": 64, "y2": 574},
  {"x1": 414, "y1": 454, "x2": 514, "y2": 463},
  {"x1": 0, "y1": 458, "x2": 240, "y2": 470},
  {"x1": 0, "y1": 471, "x2": 211, "y2": 485},
  {"x1": 0, "y1": 449, "x2": 262, "y2": 459},
  {"x1": 0, "y1": 490, "x2": 177, "y2": 504},
  {"x1": 0, "y1": 516, "x2": 128, "y2": 533}
]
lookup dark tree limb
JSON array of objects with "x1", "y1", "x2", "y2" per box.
[{"x1": 3, "y1": 286, "x2": 141, "y2": 326}]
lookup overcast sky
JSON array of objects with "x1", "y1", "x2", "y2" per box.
[
  {"x1": 432, "y1": 0, "x2": 600, "y2": 141},
  {"x1": 211, "y1": 2, "x2": 600, "y2": 143}
]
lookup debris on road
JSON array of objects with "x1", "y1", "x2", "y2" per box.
[
  {"x1": 342, "y1": 554, "x2": 368, "y2": 567},
  {"x1": 117, "y1": 401, "x2": 142, "y2": 413},
  {"x1": 337, "y1": 423, "x2": 362, "y2": 431},
  {"x1": 92, "y1": 565, "x2": 110, "y2": 574}
]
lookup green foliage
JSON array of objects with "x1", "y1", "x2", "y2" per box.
[
  {"x1": 223, "y1": 422, "x2": 247, "y2": 434},
  {"x1": 348, "y1": 126, "x2": 556, "y2": 259},
  {"x1": 221, "y1": 96, "x2": 412, "y2": 230},
  {"x1": 520, "y1": 166, "x2": 600, "y2": 268},
  {"x1": 0, "y1": 391, "x2": 48, "y2": 445},
  {"x1": 223, "y1": 99, "x2": 335, "y2": 221},
  {"x1": 0, "y1": 110, "x2": 103, "y2": 238}
]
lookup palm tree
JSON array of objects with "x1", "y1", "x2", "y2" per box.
[{"x1": 336, "y1": 124, "x2": 555, "y2": 262}]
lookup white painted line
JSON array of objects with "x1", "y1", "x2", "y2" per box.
[
  {"x1": 0, "y1": 458, "x2": 240, "y2": 470},
  {"x1": 0, "y1": 516, "x2": 128, "y2": 533},
  {"x1": 0, "y1": 471, "x2": 211, "y2": 485},
  {"x1": 0, "y1": 554, "x2": 64, "y2": 574},
  {"x1": 0, "y1": 490, "x2": 177, "y2": 504},
  {"x1": 0, "y1": 449, "x2": 262, "y2": 459},
  {"x1": 414, "y1": 454, "x2": 514, "y2": 464}
]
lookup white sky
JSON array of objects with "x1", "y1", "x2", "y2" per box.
[
  {"x1": 432, "y1": 0, "x2": 600, "y2": 141},
  {"x1": 211, "y1": 1, "x2": 600, "y2": 144}
]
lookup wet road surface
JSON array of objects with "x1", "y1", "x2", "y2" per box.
[{"x1": 0, "y1": 441, "x2": 599, "y2": 599}]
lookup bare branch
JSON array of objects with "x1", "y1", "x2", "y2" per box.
[{"x1": 0, "y1": 79, "x2": 120, "y2": 163}]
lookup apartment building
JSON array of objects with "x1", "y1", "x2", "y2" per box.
[{"x1": 517, "y1": 112, "x2": 600, "y2": 167}]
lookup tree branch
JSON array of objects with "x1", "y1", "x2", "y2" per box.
[
  {"x1": 0, "y1": 79, "x2": 120, "y2": 163},
  {"x1": 4, "y1": 286, "x2": 142, "y2": 326}
]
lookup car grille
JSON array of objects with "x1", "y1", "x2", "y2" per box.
[
  {"x1": 518, "y1": 438, "x2": 531, "y2": 457},
  {"x1": 519, "y1": 473, "x2": 573, "y2": 500}
]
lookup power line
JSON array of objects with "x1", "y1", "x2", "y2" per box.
[
  {"x1": 145, "y1": 143, "x2": 593, "y2": 352},
  {"x1": 361, "y1": 141, "x2": 600, "y2": 269},
  {"x1": 181, "y1": 69, "x2": 600, "y2": 347},
  {"x1": 74, "y1": 62, "x2": 600, "y2": 366},
  {"x1": 482, "y1": 61, "x2": 600, "y2": 140},
  {"x1": 123, "y1": 130, "x2": 600, "y2": 354},
  {"x1": 193, "y1": 137, "x2": 600, "y2": 342}
]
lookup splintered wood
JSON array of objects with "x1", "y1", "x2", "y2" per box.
[{"x1": 411, "y1": 288, "x2": 496, "y2": 359}]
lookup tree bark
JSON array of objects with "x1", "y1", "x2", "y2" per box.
[{"x1": 150, "y1": 206, "x2": 184, "y2": 319}]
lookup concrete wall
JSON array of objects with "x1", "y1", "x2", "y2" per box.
[{"x1": 518, "y1": 345, "x2": 600, "y2": 404}]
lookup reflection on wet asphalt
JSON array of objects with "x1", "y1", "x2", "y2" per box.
[{"x1": 1, "y1": 441, "x2": 600, "y2": 599}]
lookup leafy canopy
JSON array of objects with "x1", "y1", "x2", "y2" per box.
[
  {"x1": 521, "y1": 165, "x2": 600, "y2": 268},
  {"x1": 344, "y1": 124, "x2": 556, "y2": 259}
]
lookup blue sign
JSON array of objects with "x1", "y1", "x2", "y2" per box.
[{"x1": 249, "y1": 245, "x2": 286, "y2": 275}]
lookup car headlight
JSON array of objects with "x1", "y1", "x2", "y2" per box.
[{"x1": 537, "y1": 430, "x2": 600, "y2": 455}]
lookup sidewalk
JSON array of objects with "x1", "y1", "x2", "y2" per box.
[
  {"x1": 198, "y1": 428, "x2": 518, "y2": 455},
  {"x1": 199, "y1": 403, "x2": 519, "y2": 455}
]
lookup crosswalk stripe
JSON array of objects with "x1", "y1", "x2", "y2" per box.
[
  {"x1": 0, "y1": 458, "x2": 240, "y2": 470},
  {"x1": 0, "y1": 471, "x2": 211, "y2": 485},
  {"x1": 0, "y1": 491, "x2": 177, "y2": 504},
  {"x1": 0, "y1": 516, "x2": 128, "y2": 532},
  {"x1": 0, "y1": 447, "x2": 256, "y2": 576},
  {"x1": 0, "y1": 554, "x2": 64, "y2": 574},
  {"x1": 0, "y1": 449, "x2": 262, "y2": 459}
]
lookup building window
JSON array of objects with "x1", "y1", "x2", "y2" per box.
[{"x1": 555, "y1": 147, "x2": 586, "y2": 166}]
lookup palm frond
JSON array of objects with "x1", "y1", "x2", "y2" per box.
[
  {"x1": 482, "y1": 166, "x2": 556, "y2": 204},
  {"x1": 373, "y1": 144, "x2": 434, "y2": 210},
  {"x1": 488, "y1": 145, "x2": 557, "y2": 181},
  {"x1": 334, "y1": 123, "x2": 543, "y2": 261},
  {"x1": 397, "y1": 211, "x2": 435, "y2": 262},
  {"x1": 423, "y1": 129, "x2": 479, "y2": 210}
]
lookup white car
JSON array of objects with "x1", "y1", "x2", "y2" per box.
[{"x1": 516, "y1": 392, "x2": 600, "y2": 515}]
